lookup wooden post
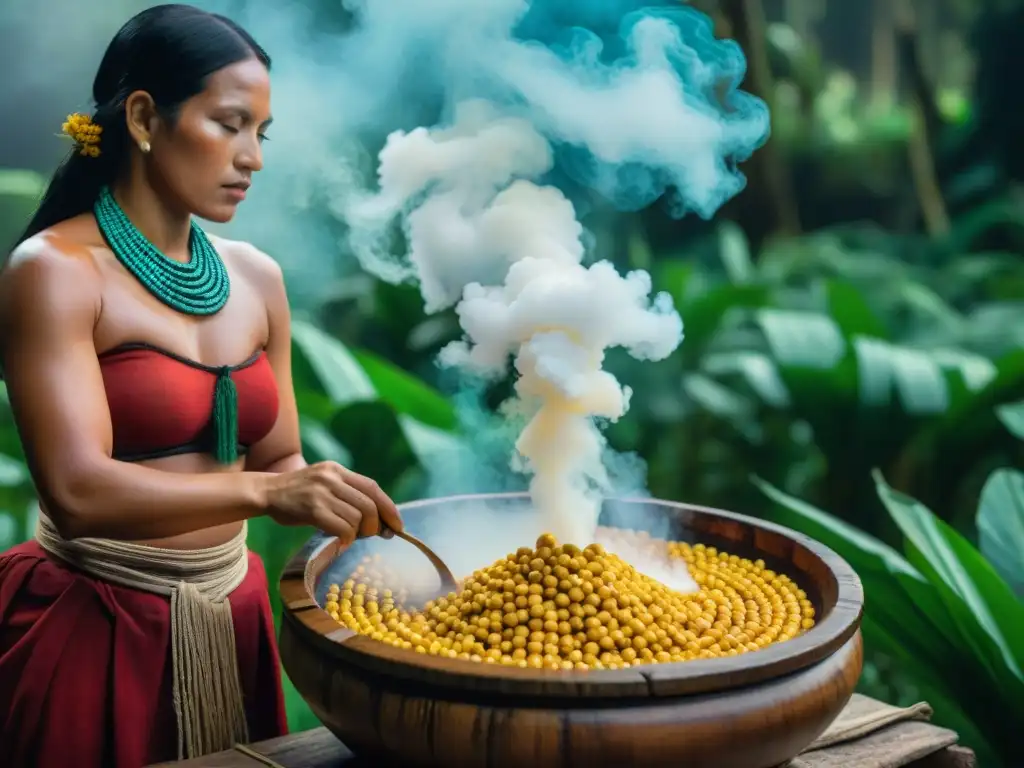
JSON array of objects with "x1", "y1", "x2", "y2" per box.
[
  {"x1": 895, "y1": 0, "x2": 950, "y2": 237},
  {"x1": 870, "y1": 0, "x2": 897, "y2": 110},
  {"x1": 716, "y1": 0, "x2": 802, "y2": 246}
]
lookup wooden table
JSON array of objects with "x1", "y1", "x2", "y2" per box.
[{"x1": 151, "y1": 718, "x2": 977, "y2": 768}]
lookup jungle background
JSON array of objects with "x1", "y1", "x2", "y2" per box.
[{"x1": 1, "y1": 0, "x2": 1023, "y2": 765}]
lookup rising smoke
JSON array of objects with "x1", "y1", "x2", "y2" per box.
[{"x1": 345, "y1": 100, "x2": 685, "y2": 547}]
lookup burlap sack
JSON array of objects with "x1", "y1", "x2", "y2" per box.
[{"x1": 786, "y1": 694, "x2": 963, "y2": 768}]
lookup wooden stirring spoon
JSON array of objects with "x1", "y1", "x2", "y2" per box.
[{"x1": 379, "y1": 523, "x2": 459, "y2": 596}]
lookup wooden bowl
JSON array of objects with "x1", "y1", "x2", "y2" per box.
[{"x1": 279, "y1": 494, "x2": 864, "y2": 768}]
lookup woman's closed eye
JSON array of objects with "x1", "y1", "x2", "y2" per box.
[{"x1": 220, "y1": 123, "x2": 269, "y2": 142}]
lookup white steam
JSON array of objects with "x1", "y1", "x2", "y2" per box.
[{"x1": 349, "y1": 99, "x2": 684, "y2": 547}]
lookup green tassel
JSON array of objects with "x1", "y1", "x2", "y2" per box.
[{"x1": 213, "y1": 367, "x2": 239, "y2": 464}]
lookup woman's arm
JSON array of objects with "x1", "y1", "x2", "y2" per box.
[
  {"x1": 241, "y1": 247, "x2": 306, "y2": 476},
  {"x1": 0, "y1": 240, "x2": 274, "y2": 541},
  {"x1": 238, "y1": 245, "x2": 403, "y2": 532}
]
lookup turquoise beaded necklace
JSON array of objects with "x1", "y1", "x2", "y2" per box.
[
  {"x1": 93, "y1": 186, "x2": 239, "y2": 464},
  {"x1": 93, "y1": 186, "x2": 230, "y2": 314}
]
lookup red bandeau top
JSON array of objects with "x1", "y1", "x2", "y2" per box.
[{"x1": 98, "y1": 343, "x2": 280, "y2": 462}]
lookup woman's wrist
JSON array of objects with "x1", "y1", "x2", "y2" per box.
[{"x1": 242, "y1": 471, "x2": 276, "y2": 519}]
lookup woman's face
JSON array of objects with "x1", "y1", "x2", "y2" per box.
[{"x1": 148, "y1": 58, "x2": 272, "y2": 223}]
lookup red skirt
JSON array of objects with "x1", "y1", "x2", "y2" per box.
[{"x1": 0, "y1": 540, "x2": 289, "y2": 768}]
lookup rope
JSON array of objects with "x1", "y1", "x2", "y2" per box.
[{"x1": 35, "y1": 515, "x2": 251, "y2": 759}]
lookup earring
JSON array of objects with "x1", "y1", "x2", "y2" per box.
[{"x1": 139, "y1": 140, "x2": 151, "y2": 154}]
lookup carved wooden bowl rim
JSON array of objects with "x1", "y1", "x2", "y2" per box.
[{"x1": 279, "y1": 493, "x2": 864, "y2": 699}]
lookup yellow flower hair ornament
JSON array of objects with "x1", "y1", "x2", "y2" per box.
[{"x1": 61, "y1": 112, "x2": 103, "y2": 158}]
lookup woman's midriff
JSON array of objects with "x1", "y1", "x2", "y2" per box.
[{"x1": 42, "y1": 452, "x2": 253, "y2": 551}]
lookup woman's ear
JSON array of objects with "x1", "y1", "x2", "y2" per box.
[{"x1": 123, "y1": 90, "x2": 159, "y2": 151}]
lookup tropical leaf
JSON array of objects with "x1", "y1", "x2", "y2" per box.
[
  {"x1": 716, "y1": 220, "x2": 755, "y2": 284},
  {"x1": 824, "y1": 279, "x2": 889, "y2": 339},
  {"x1": 754, "y1": 477, "x2": 963, "y2": 672},
  {"x1": 891, "y1": 349, "x2": 1024, "y2": 518},
  {"x1": 700, "y1": 352, "x2": 790, "y2": 409},
  {"x1": 995, "y1": 400, "x2": 1024, "y2": 440},
  {"x1": 351, "y1": 348, "x2": 457, "y2": 431},
  {"x1": 291, "y1": 319, "x2": 376, "y2": 405},
  {"x1": 976, "y1": 469, "x2": 1024, "y2": 597},
  {"x1": 874, "y1": 471, "x2": 1024, "y2": 690},
  {"x1": 0, "y1": 168, "x2": 45, "y2": 252},
  {"x1": 299, "y1": 417, "x2": 352, "y2": 466},
  {"x1": 675, "y1": 283, "x2": 769, "y2": 359},
  {"x1": 0, "y1": 512, "x2": 18, "y2": 550},
  {"x1": 756, "y1": 474, "x2": 1024, "y2": 762},
  {"x1": 329, "y1": 400, "x2": 422, "y2": 494}
]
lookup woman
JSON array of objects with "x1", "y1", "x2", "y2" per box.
[{"x1": 0, "y1": 5, "x2": 403, "y2": 767}]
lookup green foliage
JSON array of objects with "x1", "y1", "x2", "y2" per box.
[
  {"x1": 625, "y1": 221, "x2": 1024, "y2": 545},
  {"x1": 0, "y1": 385, "x2": 40, "y2": 550},
  {"x1": 754, "y1": 409, "x2": 1024, "y2": 767},
  {"x1": 977, "y1": 468, "x2": 1024, "y2": 596},
  {"x1": 0, "y1": 169, "x2": 45, "y2": 253},
  {"x1": 995, "y1": 400, "x2": 1024, "y2": 441}
]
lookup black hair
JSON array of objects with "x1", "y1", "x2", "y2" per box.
[{"x1": 16, "y1": 4, "x2": 270, "y2": 245}]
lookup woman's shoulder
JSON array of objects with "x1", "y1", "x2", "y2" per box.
[
  {"x1": 0, "y1": 219, "x2": 103, "y2": 352},
  {"x1": 210, "y1": 234, "x2": 284, "y2": 290},
  {"x1": 3, "y1": 218, "x2": 104, "y2": 299}
]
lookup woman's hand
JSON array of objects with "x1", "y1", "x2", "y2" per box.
[{"x1": 264, "y1": 462, "x2": 403, "y2": 544}]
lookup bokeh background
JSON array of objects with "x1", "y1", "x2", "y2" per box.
[{"x1": 1, "y1": 0, "x2": 1023, "y2": 765}]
